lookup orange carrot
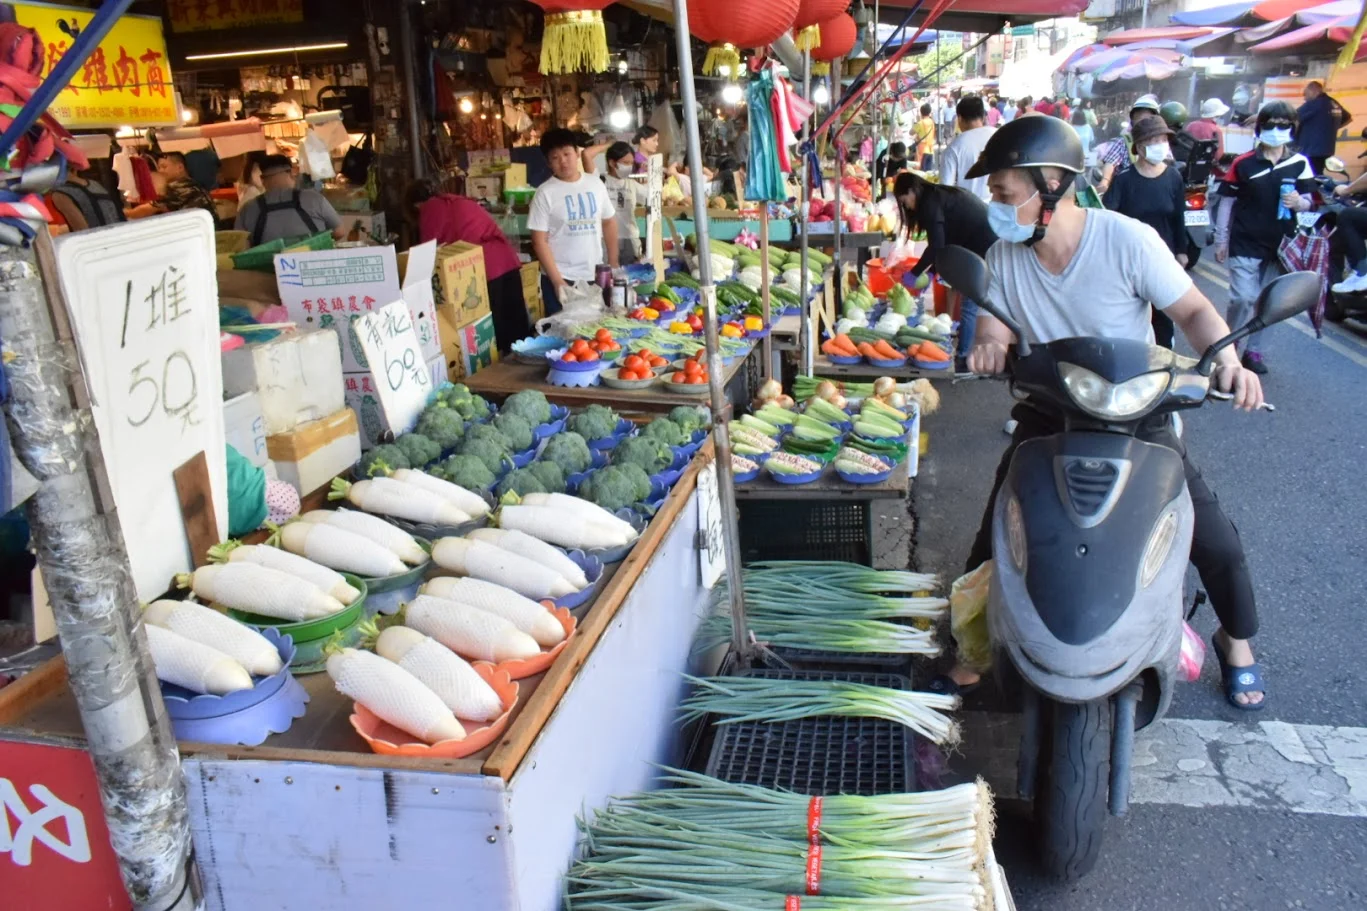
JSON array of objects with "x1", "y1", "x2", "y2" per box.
[
  {"x1": 873, "y1": 339, "x2": 904, "y2": 361},
  {"x1": 857, "y1": 342, "x2": 880, "y2": 360},
  {"x1": 832, "y1": 334, "x2": 860, "y2": 356}
]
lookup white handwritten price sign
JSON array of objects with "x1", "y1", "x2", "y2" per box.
[
  {"x1": 647, "y1": 152, "x2": 665, "y2": 283},
  {"x1": 353, "y1": 300, "x2": 431, "y2": 435},
  {"x1": 696, "y1": 459, "x2": 724, "y2": 588},
  {"x1": 53, "y1": 209, "x2": 225, "y2": 601}
]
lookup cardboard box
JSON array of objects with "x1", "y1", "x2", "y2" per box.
[
  {"x1": 397, "y1": 241, "x2": 443, "y2": 363},
  {"x1": 438, "y1": 311, "x2": 498, "y2": 383},
  {"x1": 436, "y1": 241, "x2": 491, "y2": 323},
  {"x1": 223, "y1": 391, "x2": 268, "y2": 468},
  {"x1": 221, "y1": 329, "x2": 345, "y2": 435},
  {"x1": 466, "y1": 175, "x2": 503, "y2": 202},
  {"x1": 520, "y1": 261, "x2": 544, "y2": 325},
  {"x1": 267, "y1": 407, "x2": 361, "y2": 495},
  {"x1": 344, "y1": 354, "x2": 446, "y2": 449}
]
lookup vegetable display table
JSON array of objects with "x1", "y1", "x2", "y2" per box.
[
  {"x1": 466, "y1": 349, "x2": 754, "y2": 415},
  {"x1": 0, "y1": 453, "x2": 719, "y2": 911},
  {"x1": 811, "y1": 352, "x2": 956, "y2": 381}
]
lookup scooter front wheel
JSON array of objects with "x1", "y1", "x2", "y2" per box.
[{"x1": 1035, "y1": 697, "x2": 1111, "y2": 880}]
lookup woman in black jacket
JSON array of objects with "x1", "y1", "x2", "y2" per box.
[{"x1": 893, "y1": 171, "x2": 999, "y2": 368}]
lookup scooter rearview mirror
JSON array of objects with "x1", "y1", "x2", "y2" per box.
[{"x1": 937, "y1": 245, "x2": 1030, "y2": 357}]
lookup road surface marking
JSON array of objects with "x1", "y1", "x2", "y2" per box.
[
  {"x1": 1195, "y1": 262, "x2": 1229, "y2": 289},
  {"x1": 958, "y1": 712, "x2": 1367, "y2": 817},
  {"x1": 1285, "y1": 317, "x2": 1367, "y2": 369}
]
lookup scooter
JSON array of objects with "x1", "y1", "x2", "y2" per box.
[{"x1": 935, "y1": 246, "x2": 1318, "y2": 881}]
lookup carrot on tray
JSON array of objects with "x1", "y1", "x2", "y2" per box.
[
  {"x1": 856, "y1": 342, "x2": 880, "y2": 360},
  {"x1": 873, "y1": 339, "x2": 905, "y2": 361}
]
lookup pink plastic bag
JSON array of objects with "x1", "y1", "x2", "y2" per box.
[{"x1": 1178, "y1": 622, "x2": 1206, "y2": 683}]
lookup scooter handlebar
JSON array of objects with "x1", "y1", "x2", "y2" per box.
[{"x1": 1207, "y1": 388, "x2": 1276, "y2": 411}]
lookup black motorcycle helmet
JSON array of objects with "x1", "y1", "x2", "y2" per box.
[{"x1": 965, "y1": 115, "x2": 1084, "y2": 246}]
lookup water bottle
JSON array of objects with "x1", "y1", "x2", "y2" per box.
[{"x1": 1278, "y1": 179, "x2": 1294, "y2": 220}]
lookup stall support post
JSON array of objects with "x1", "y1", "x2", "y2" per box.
[
  {"x1": 0, "y1": 236, "x2": 200, "y2": 911},
  {"x1": 672, "y1": 0, "x2": 750, "y2": 662},
  {"x1": 759, "y1": 206, "x2": 772, "y2": 381},
  {"x1": 799, "y1": 49, "x2": 814, "y2": 377},
  {"x1": 831, "y1": 56, "x2": 844, "y2": 320},
  {"x1": 398, "y1": 0, "x2": 425, "y2": 181}
]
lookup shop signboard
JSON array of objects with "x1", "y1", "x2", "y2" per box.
[
  {"x1": 274, "y1": 246, "x2": 407, "y2": 373},
  {"x1": 353, "y1": 300, "x2": 432, "y2": 437},
  {"x1": 53, "y1": 209, "x2": 227, "y2": 602},
  {"x1": 12, "y1": 2, "x2": 178, "y2": 129},
  {"x1": 166, "y1": 0, "x2": 303, "y2": 33}
]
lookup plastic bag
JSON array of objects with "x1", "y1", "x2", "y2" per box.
[
  {"x1": 535, "y1": 280, "x2": 604, "y2": 339},
  {"x1": 1178, "y1": 621, "x2": 1206, "y2": 683},
  {"x1": 301, "y1": 129, "x2": 335, "y2": 180},
  {"x1": 950, "y1": 560, "x2": 994, "y2": 674}
]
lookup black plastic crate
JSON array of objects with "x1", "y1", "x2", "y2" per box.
[
  {"x1": 737, "y1": 500, "x2": 870, "y2": 565},
  {"x1": 769, "y1": 644, "x2": 910, "y2": 671},
  {"x1": 703, "y1": 667, "x2": 915, "y2": 795}
]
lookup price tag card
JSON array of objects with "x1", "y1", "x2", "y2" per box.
[
  {"x1": 696, "y1": 459, "x2": 724, "y2": 588},
  {"x1": 647, "y1": 152, "x2": 665, "y2": 283},
  {"x1": 53, "y1": 209, "x2": 226, "y2": 600},
  {"x1": 353, "y1": 300, "x2": 432, "y2": 435}
]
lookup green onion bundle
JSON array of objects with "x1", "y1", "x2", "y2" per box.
[
  {"x1": 744, "y1": 561, "x2": 941, "y2": 594},
  {"x1": 679, "y1": 676, "x2": 960, "y2": 745},
  {"x1": 565, "y1": 769, "x2": 994, "y2": 911},
  {"x1": 696, "y1": 615, "x2": 940, "y2": 656}
]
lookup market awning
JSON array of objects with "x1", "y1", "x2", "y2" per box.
[
  {"x1": 1102, "y1": 25, "x2": 1216, "y2": 45},
  {"x1": 1170, "y1": 2, "x2": 1259, "y2": 26},
  {"x1": 1249, "y1": 13, "x2": 1361, "y2": 52},
  {"x1": 1094, "y1": 28, "x2": 1241, "y2": 56},
  {"x1": 1250, "y1": 0, "x2": 1340, "y2": 19},
  {"x1": 874, "y1": 0, "x2": 1090, "y2": 32},
  {"x1": 1075, "y1": 46, "x2": 1184, "y2": 75},
  {"x1": 1296, "y1": 0, "x2": 1364, "y2": 24}
]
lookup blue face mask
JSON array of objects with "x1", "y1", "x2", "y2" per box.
[
  {"x1": 1260, "y1": 127, "x2": 1293, "y2": 148},
  {"x1": 987, "y1": 191, "x2": 1040, "y2": 244}
]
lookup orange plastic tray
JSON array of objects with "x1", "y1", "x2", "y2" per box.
[
  {"x1": 492, "y1": 604, "x2": 576, "y2": 680},
  {"x1": 350, "y1": 663, "x2": 520, "y2": 758}
]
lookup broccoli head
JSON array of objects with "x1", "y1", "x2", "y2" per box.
[
  {"x1": 526, "y1": 460, "x2": 566, "y2": 494},
  {"x1": 394, "y1": 433, "x2": 442, "y2": 467},
  {"x1": 457, "y1": 436, "x2": 512, "y2": 475},
  {"x1": 496, "y1": 466, "x2": 550, "y2": 498},
  {"x1": 357, "y1": 443, "x2": 410, "y2": 478},
  {"x1": 436, "y1": 383, "x2": 473, "y2": 407},
  {"x1": 416, "y1": 405, "x2": 466, "y2": 451},
  {"x1": 464, "y1": 421, "x2": 512, "y2": 450},
  {"x1": 453, "y1": 393, "x2": 493, "y2": 421},
  {"x1": 669, "y1": 405, "x2": 709, "y2": 435},
  {"x1": 611, "y1": 435, "x2": 674, "y2": 475},
  {"x1": 641, "y1": 417, "x2": 685, "y2": 447},
  {"x1": 568, "y1": 403, "x2": 620, "y2": 441},
  {"x1": 435, "y1": 453, "x2": 496, "y2": 491},
  {"x1": 579, "y1": 463, "x2": 652, "y2": 512},
  {"x1": 492, "y1": 412, "x2": 534, "y2": 452},
  {"x1": 539, "y1": 431, "x2": 593, "y2": 476},
  {"x1": 502, "y1": 389, "x2": 552, "y2": 426}
]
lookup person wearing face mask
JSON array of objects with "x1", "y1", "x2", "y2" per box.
[
  {"x1": 1213, "y1": 101, "x2": 1315, "y2": 375},
  {"x1": 583, "y1": 139, "x2": 643, "y2": 265},
  {"x1": 1103, "y1": 115, "x2": 1189, "y2": 348},
  {"x1": 1094, "y1": 94, "x2": 1160, "y2": 196},
  {"x1": 925, "y1": 116, "x2": 1269, "y2": 711}
]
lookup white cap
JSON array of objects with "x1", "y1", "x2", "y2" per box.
[
  {"x1": 1132, "y1": 93, "x2": 1160, "y2": 112},
  {"x1": 1200, "y1": 98, "x2": 1230, "y2": 119}
]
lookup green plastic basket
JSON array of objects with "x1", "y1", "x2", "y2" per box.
[
  {"x1": 1077, "y1": 185, "x2": 1106, "y2": 210},
  {"x1": 231, "y1": 231, "x2": 336, "y2": 272}
]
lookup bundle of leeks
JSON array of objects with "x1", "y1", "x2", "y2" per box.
[
  {"x1": 680, "y1": 675, "x2": 960, "y2": 745},
  {"x1": 565, "y1": 769, "x2": 994, "y2": 911}
]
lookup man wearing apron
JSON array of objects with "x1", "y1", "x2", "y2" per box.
[{"x1": 233, "y1": 154, "x2": 343, "y2": 245}]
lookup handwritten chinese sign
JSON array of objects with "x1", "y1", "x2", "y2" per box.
[
  {"x1": 54, "y1": 209, "x2": 226, "y2": 601},
  {"x1": 353, "y1": 301, "x2": 431, "y2": 436},
  {"x1": 167, "y1": 0, "x2": 304, "y2": 33},
  {"x1": 275, "y1": 246, "x2": 403, "y2": 373},
  {"x1": 696, "y1": 459, "x2": 724, "y2": 588},
  {"x1": 646, "y1": 152, "x2": 664, "y2": 283},
  {"x1": 11, "y1": 3, "x2": 177, "y2": 129}
]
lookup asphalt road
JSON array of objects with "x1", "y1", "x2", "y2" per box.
[{"x1": 913, "y1": 263, "x2": 1367, "y2": 910}]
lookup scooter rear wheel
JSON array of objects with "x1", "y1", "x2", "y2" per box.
[{"x1": 1035, "y1": 698, "x2": 1111, "y2": 880}]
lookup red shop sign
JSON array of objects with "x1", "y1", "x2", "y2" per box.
[{"x1": 2, "y1": 739, "x2": 132, "y2": 910}]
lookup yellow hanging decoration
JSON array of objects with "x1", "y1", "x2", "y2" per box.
[
  {"x1": 539, "y1": 10, "x2": 611, "y2": 74},
  {"x1": 810, "y1": 61, "x2": 830, "y2": 76},
  {"x1": 1334, "y1": 6, "x2": 1367, "y2": 74},
  {"x1": 794, "y1": 23, "x2": 821, "y2": 52},
  {"x1": 703, "y1": 43, "x2": 742, "y2": 76}
]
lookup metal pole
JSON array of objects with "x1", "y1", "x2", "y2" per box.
[
  {"x1": 0, "y1": 233, "x2": 200, "y2": 911},
  {"x1": 799, "y1": 49, "x2": 814, "y2": 377},
  {"x1": 759, "y1": 206, "x2": 772, "y2": 381},
  {"x1": 872, "y1": 0, "x2": 881, "y2": 167},
  {"x1": 398, "y1": 0, "x2": 425, "y2": 180},
  {"x1": 831, "y1": 58, "x2": 844, "y2": 321},
  {"x1": 1141, "y1": 0, "x2": 1150, "y2": 29},
  {"x1": 672, "y1": 0, "x2": 750, "y2": 662}
]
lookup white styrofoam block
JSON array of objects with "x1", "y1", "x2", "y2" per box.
[
  {"x1": 271, "y1": 432, "x2": 360, "y2": 497},
  {"x1": 222, "y1": 329, "x2": 345, "y2": 435},
  {"x1": 223, "y1": 392, "x2": 268, "y2": 468}
]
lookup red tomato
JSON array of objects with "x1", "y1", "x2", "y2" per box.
[
  {"x1": 581, "y1": 349, "x2": 600, "y2": 362},
  {"x1": 649, "y1": 356, "x2": 668, "y2": 367},
  {"x1": 641, "y1": 368, "x2": 655, "y2": 378},
  {"x1": 638, "y1": 347, "x2": 653, "y2": 358},
  {"x1": 571, "y1": 339, "x2": 591, "y2": 353},
  {"x1": 672, "y1": 371, "x2": 687, "y2": 383},
  {"x1": 684, "y1": 361, "x2": 702, "y2": 377},
  {"x1": 623, "y1": 355, "x2": 645, "y2": 371},
  {"x1": 561, "y1": 353, "x2": 578, "y2": 363},
  {"x1": 619, "y1": 368, "x2": 639, "y2": 380},
  {"x1": 595, "y1": 328, "x2": 613, "y2": 343}
]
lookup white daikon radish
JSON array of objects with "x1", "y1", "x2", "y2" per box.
[
  {"x1": 519, "y1": 492, "x2": 639, "y2": 538},
  {"x1": 414, "y1": 582, "x2": 566, "y2": 648},
  {"x1": 298, "y1": 509, "x2": 427, "y2": 565},
  {"x1": 390, "y1": 469, "x2": 490, "y2": 518},
  {"x1": 431, "y1": 537, "x2": 576, "y2": 599},
  {"x1": 498, "y1": 505, "x2": 629, "y2": 550},
  {"x1": 327, "y1": 648, "x2": 466, "y2": 744},
  {"x1": 330, "y1": 477, "x2": 471, "y2": 526},
  {"x1": 144, "y1": 600, "x2": 282, "y2": 676},
  {"x1": 466, "y1": 528, "x2": 589, "y2": 590},
  {"x1": 145, "y1": 624, "x2": 253, "y2": 695},
  {"x1": 176, "y1": 564, "x2": 342, "y2": 621},
  {"x1": 406, "y1": 594, "x2": 541, "y2": 662},
  {"x1": 210, "y1": 540, "x2": 361, "y2": 605},
  {"x1": 279, "y1": 521, "x2": 406, "y2": 578},
  {"x1": 376, "y1": 627, "x2": 504, "y2": 722}
]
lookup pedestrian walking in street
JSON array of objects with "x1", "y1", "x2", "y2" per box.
[
  {"x1": 1214, "y1": 101, "x2": 1316, "y2": 375},
  {"x1": 1297, "y1": 80, "x2": 1350, "y2": 174},
  {"x1": 915, "y1": 103, "x2": 937, "y2": 171},
  {"x1": 1070, "y1": 108, "x2": 1094, "y2": 155},
  {"x1": 939, "y1": 95, "x2": 995, "y2": 202},
  {"x1": 1094, "y1": 94, "x2": 1161, "y2": 195}
]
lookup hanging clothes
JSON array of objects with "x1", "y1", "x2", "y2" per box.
[{"x1": 746, "y1": 69, "x2": 783, "y2": 202}]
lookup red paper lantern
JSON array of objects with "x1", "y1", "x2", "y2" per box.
[
  {"x1": 687, "y1": 0, "x2": 719, "y2": 43},
  {"x1": 528, "y1": 0, "x2": 617, "y2": 73},
  {"x1": 811, "y1": 13, "x2": 857, "y2": 62},
  {"x1": 694, "y1": 0, "x2": 800, "y2": 49},
  {"x1": 792, "y1": 0, "x2": 847, "y2": 50}
]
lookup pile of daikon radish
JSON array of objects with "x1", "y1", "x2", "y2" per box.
[
  {"x1": 142, "y1": 599, "x2": 287, "y2": 696},
  {"x1": 329, "y1": 467, "x2": 490, "y2": 528}
]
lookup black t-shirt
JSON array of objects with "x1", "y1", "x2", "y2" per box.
[
  {"x1": 1103, "y1": 165, "x2": 1185, "y2": 256},
  {"x1": 1218, "y1": 150, "x2": 1314, "y2": 260},
  {"x1": 906, "y1": 185, "x2": 998, "y2": 278}
]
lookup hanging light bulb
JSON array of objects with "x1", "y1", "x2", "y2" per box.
[
  {"x1": 721, "y1": 83, "x2": 743, "y2": 105},
  {"x1": 617, "y1": 57, "x2": 629, "y2": 75},
  {"x1": 609, "y1": 92, "x2": 632, "y2": 130},
  {"x1": 813, "y1": 81, "x2": 830, "y2": 106},
  {"x1": 458, "y1": 96, "x2": 474, "y2": 114},
  {"x1": 718, "y1": 64, "x2": 732, "y2": 78}
]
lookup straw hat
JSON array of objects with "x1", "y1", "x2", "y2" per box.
[{"x1": 1200, "y1": 98, "x2": 1230, "y2": 119}]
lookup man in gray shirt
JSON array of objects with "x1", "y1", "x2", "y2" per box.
[
  {"x1": 939, "y1": 95, "x2": 995, "y2": 201},
  {"x1": 234, "y1": 154, "x2": 343, "y2": 245}
]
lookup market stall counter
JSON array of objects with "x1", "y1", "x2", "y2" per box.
[{"x1": 0, "y1": 449, "x2": 719, "y2": 911}]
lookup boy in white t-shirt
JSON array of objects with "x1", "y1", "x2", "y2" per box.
[{"x1": 529, "y1": 128, "x2": 619, "y2": 315}]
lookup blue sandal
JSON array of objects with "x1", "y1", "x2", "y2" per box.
[{"x1": 1211, "y1": 634, "x2": 1267, "y2": 712}]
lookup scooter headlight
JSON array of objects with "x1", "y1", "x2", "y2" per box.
[
  {"x1": 1005, "y1": 494, "x2": 1027, "y2": 571},
  {"x1": 1140, "y1": 510, "x2": 1179, "y2": 588},
  {"x1": 1058, "y1": 363, "x2": 1170, "y2": 420}
]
